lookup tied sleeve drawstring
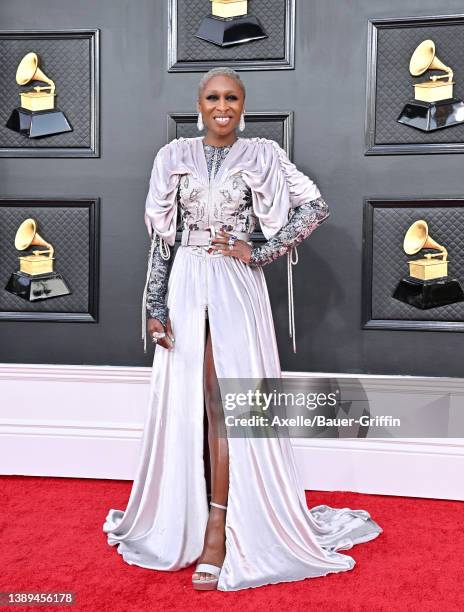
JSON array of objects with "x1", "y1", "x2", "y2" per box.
[
  {"x1": 159, "y1": 237, "x2": 171, "y2": 260},
  {"x1": 287, "y1": 245, "x2": 299, "y2": 354},
  {"x1": 141, "y1": 234, "x2": 171, "y2": 354}
]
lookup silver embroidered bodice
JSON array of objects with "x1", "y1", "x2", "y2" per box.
[
  {"x1": 146, "y1": 142, "x2": 329, "y2": 327},
  {"x1": 178, "y1": 143, "x2": 255, "y2": 242}
]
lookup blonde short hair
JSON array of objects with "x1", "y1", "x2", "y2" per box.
[{"x1": 198, "y1": 67, "x2": 246, "y2": 99}]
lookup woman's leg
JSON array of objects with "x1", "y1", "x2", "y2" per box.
[
  {"x1": 192, "y1": 315, "x2": 229, "y2": 582},
  {"x1": 203, "y1": 400, "x2": 211, "y2": 500}
]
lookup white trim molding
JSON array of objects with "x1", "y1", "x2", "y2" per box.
[{"x1": 0, "y1": 364, "x2": 463, "y2": 500}]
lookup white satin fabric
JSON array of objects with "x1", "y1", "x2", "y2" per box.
[{"x1": 103, "y1": 137, "x2": 383, "y2": 591}]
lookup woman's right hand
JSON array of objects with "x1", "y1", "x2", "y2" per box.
[{"x1": 147, "y1": 316, "x2": 175, "y2": 350}]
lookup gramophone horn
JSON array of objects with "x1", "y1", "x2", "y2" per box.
[
  {"x1": 14, "y1": 218, "x2": 53, "y2": 255},
  {"x1": 16, "y1": 52, "x2": 55, "y2": 91},
  {"x1": 403, "y1": 219, "x2": 444, "y2": 255},
  {"x1": 409, "y1": 39, "x2": 451, "y2": 77}
]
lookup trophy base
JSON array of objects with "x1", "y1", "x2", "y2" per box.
[
  {"x1": 392, "y1": 276, "x2": 464, "y2": 309},
  {"x1": 5, "y1": 107, "x2": 73, "y2": 138},
  {"x1": 397, "y1": 98, "x2": 464, "y2": 131},
  {"x1": 195, "y1": 14, "x2": 268, "y2": 47},
  {"x1": 5, "y1": 271, "x2": 72, "y2": 301}
]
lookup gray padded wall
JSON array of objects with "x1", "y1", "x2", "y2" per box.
[{"x1": 1, "y1": 0, "x2": 464, "y2": 377}]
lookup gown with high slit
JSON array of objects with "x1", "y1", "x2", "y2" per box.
[{"x1": 102, "y1": 136, "x2": 383, "y2": 591}]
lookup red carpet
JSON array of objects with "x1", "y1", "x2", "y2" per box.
[{"x1": 0, "y1": 475, "x2": 463, "y2": 612}]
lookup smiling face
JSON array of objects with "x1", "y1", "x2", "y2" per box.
[{"x1": 197, "y1": 75, "x2": 245, "y2": 140}]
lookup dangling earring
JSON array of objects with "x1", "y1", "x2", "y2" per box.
[
  {"x1": 197, "y1": 112, "x2": 204, "y2": 131},
  {"x1": 239, "y1": 111, "x2": 246, "y2": 132}
]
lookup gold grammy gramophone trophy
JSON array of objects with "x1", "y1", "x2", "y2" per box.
[
  {"x1": 5, "y1": 52, "x2": 72, "y2": 138},
  {"x1": 4, "y1": 218, "x2": 71, "y2": 301},
  {"x1": 195, "y1": 0, "x2": 268, "y2": 47},
  {"x1": 397, "y1": 39, "x2": 464, "y2": 131},
  {"x1": 392, "y1": 219, "x2": 464, "y2": 309}
]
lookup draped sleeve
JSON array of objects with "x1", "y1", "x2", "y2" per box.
[
  {"x1": 144, "y1": 139, "x2": 185, "y2": 245},
  {"x1": 240, "y1": 138, "x2": 322, "y2": 239}
]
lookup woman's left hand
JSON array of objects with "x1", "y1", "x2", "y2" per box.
[{"x1": 209, "y1": 230, "x2": 252, "y2": 264}]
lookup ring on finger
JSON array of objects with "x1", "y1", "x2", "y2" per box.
[{"x1": 152, "y1": 331, "x2": 166, "y2": 341}]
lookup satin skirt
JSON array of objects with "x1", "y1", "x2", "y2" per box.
[{"x1": 103, "y1": 245, "x2": 383, "y2": 591}]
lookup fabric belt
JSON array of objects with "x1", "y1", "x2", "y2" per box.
[{"x1": 181, "y1": 228, "x2": 252, "y2": 246}]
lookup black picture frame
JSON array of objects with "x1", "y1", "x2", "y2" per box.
[
  {"x1": 0, "y1": 29, "x2": 100, "y2": 158},
  {"x1": 365, "y1": 14, "x2": 464, "y2": 155},
  {"x1": 167, "y1": 110, "x2": 294, "y2": 244},
  {"x1": 167, "y1": 0, "x2": 295, "y2": 72},
  {"x1": 0, "y1": 197, "x2": 100, "y2": 322},
  {"x1": 362, "y1": 196, "x2": 464, "y2": 331}
]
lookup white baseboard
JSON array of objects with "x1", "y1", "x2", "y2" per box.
[{"x1": 0, "y1": 364, "x2": 463, "y2": 500}]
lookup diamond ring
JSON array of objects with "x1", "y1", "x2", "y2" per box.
[{"x1": 151, "y1": 331, "x2": 166, "y2": 344}]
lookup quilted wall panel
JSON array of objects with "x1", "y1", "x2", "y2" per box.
[
  {"x1": 370, "y1": 204, "x2": 464, "y2": 321},
  {"x1": 0, "y1": 33, "x2": 95, "y2": 151},
  {"x1": 170, "y1": 0, "x2": 294, "y2": 69},
  {"x1": 375, "y1": 22, "x2": 464, "y2": 145},
  {"x1": 0, "y1": 203, "x2": 91, "y2": 313}
]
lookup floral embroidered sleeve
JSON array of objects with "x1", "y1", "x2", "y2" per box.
[
  {"x1": 145, "y1": 232, "x2": 174, "y2": 327},
  {"x1": 248, "y1": 196, "x2": 330, "y2": 266}
]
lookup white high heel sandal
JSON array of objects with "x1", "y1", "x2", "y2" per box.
[{"x1": 192, "y1": 501, "x2": 227, "y2": 591}]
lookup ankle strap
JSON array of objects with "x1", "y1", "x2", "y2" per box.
[{"x1": 210, "y1": 501, "x2": 227, "y2": 510}]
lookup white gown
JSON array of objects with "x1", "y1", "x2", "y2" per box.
[{"x1": 103, "y1": 137, "x2": 383, "y2": 591}]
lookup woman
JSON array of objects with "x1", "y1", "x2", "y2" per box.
[{"x1": 103, "y1": 67, "x2": 382, "y2": 592}]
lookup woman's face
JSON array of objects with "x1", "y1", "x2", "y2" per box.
[{"x1": 197, "y1": 75, "x2": 245, "y2": 138}]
